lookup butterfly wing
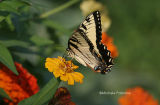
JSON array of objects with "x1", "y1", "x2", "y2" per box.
[
  {"x1": 78, "y1": 11, "x2": 113, "y2": 66},
  {"x1": 79, "y1": 11, "x2": 101, "y2": 54},
  {"x1": 67, "y1": 11, "x2": 113, "y2": 73},
  {"x1": 67, "y1": 30, "x2": 101, "y2": 69}
]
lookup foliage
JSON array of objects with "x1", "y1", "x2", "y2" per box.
[{"x1": 18, "y1": 78, "x2": 60, "y2": 105}]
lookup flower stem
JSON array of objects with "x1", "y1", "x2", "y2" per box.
[{"x1": 40, "y1": 0, "x2": 79, "y2": 18}]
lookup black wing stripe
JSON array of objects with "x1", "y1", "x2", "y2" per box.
[
  {"x1": 69, "y1": 36, "x2": 81, "y2": 44},
  {"x1": 81, "y1": 23, "x2": 87, "y2": 30},
  {"x1": 68, "y1": 40, "x2": 93, "y2": 64},
  {"x1": 68, "y1": 41, "x2": 78, "y2": 49},
  {"x1": 68, "y1": 26, "x2": 103, "y2": 65},
  {"x1": 93, "y1": 11, "x2": 113, "y2": 65},
  {"x1": 93, "y1": 11, "x2": 102, "y2": 45},
  {"x1": 77, "y1": 29, "x2": 94, "y2": 52}
]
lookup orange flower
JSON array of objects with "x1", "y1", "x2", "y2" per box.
[
  {"x1": 101, "y1": 32, "x2": 119, "y2": 58},
  {"x1": 48, "y1": 87, "x2": 75, "y2": 105},
  {"x1": 118, "y1": 87, "x2": 159, "y2": 105},
  {"x1": 0, "y1": 62, "x2": 39, "y2": 105}
]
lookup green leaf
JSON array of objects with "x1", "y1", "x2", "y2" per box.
[
  {"x1": 0, "y1": 40, "x2": 30, "y2": 48},
  {"x1": 30, "y1": 35, "x2": 54, "y2": 46},
  {"x1": 18, "y1": 78, "x2": 60, "y2": 105},
  {"x1": 0, "y1": 16, "x2": 5, "y2": 22},
  {"x1": 0, "y1": 2, "x2": 19, "y2": 14},
  {"x1": 5, "y1": 15, "x2": 15, "y2": 31},
  {"x1": 0, "y1": 43, "x2": 18, "y2": 75},
  {"x1": 17, "y1": 0, "x2": 32, "y2": 6},
  {"x1": 0, "y1": 88, "x2": 12, "y2": 100},
  {"x1": 0, "y1": 0, "x2": 30, "y2": 14}
]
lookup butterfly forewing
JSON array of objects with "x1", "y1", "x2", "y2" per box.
[
  {"x1": 68, "y1": 31, "x2": 100, "y2": 69},
  {"x1": 79, "y1": 11, "x2": 102, "y2": 55}
]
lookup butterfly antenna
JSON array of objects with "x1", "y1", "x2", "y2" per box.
[
  {"x1": 62, "y1": 50, "x2": 73, "y2": 68},
  {"x1": 62, "y1": 50, "x2": 67, "y2": 59}
]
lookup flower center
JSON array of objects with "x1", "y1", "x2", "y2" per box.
[{"x1": 59, "y1": 62, "x2": 73, "y2": 73}]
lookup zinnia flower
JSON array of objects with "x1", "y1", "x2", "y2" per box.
[
  {"x1": 118, "y1": 87, "x2": 159, "y2": 105},
  {"x1": 48, "y1": 87, "x2": 75, "y2": 105},
  {"x1": 80, "y1": 0, "x2": 111, "y2": 32},
  {"x1": 45, "y1": 56, "x2": 84, "y2": 85},
  {"x1": 101, "y1": 32, "x2": 119, "y2": 58},
  {"x1": 0, "y1": 62, "x2": 39, "y2": 105}
]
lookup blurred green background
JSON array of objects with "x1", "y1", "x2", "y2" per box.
[{"x1": 0, "y1": 0, "x2": 160, "y2": 105}]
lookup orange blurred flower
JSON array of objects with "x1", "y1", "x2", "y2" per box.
[
  {"x1": 101, "y1": 32, "x2": 119, "y2": 58},
  {"x1": 0, "y1": 62, "x2": 39, "y2": 105},
  {"x1": 118, "y1": 87, "x2": 159, "y2": 105},
  {"x1": 48, "y1": 87, "x2": 75, "y2": 105}
]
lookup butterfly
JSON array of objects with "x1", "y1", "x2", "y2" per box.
[{"x1": 67, "y1": 11, "x2": 113, "y2": 74}]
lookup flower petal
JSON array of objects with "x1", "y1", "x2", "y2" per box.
[
  {"x1": 53, "y1": 71, "x2": 60, "y2": 78},
  {"x1": 0, "y1": 62, "x2": 39, "y2": 105},
  {"x1": 118, "y1": 87, "x2": 159, "y2": 105},
  {"x1": 72, "y1": 72, "x2": 84, "y2": 84},
  {"x1": 71, "y1": 65, "x2": 79, "y2": 70},
  {"x1": 60, "y1": 74, "x2": 68, "y2": 81},
  {"x1": 74, "y1": 72, "x2": 84, "y2": 79},
  {"x1": 67, "y1": 74, "x2": 74, "y2": 85},
  {"x1": 45, "y1": 58, "x2": 60, "y2": 72},
  {"x1": 71, "y1": 73, "x2": 80, "y2": 83}
]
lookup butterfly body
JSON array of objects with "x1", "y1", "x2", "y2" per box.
[{"x1": 67, "y1": 11, "x2": 113, "y2": 74}]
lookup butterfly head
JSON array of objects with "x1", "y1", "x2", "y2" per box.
[{"x1": 94, "y1": 65, "x2": 112, "y2": 74}]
